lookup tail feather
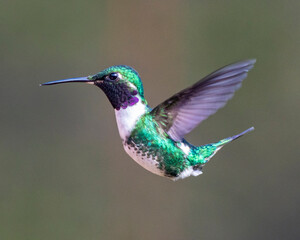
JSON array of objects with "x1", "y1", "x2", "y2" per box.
[
  {"x1": 215, "y1": 127, "x2": 255, "y2": 147},
  {"x1": 230, "y1": 126, "x2": 255, "y2": 141},
  {"x1": 185, "y1": 127, "x2": 254, "y2": 179}
]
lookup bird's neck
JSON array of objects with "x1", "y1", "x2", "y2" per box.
[{"x1": 114, "y1": 96, "x2": 149, "y2": 141}]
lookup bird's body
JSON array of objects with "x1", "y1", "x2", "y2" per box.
[
  {"x1": 42, "y1": 60, "x2": 256, "y2": 180},
  {"x1": 116, "y1": 101, "x2": 252, "y2": 180}
]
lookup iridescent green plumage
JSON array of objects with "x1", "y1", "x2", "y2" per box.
[
  {"x1": 41, "y1": 59, "x2": 256, "y2": 180},
  {"x1": 126, "y1": 113, "x2": 188, "y2": 177},
  {"x1": 126, "y1": 111, "x2": 253, "y2": 178}
]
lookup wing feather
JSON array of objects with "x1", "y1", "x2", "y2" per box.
[{"x1": 150, "y1": 59, "x2": 256, "y2": 141}]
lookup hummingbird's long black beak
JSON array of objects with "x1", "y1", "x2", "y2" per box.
[{"x1": 40, "y1": 76, "x2": 94, "y2": 86}]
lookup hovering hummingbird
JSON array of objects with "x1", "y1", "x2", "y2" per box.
[{"x1": 41, "y1": 59, "x2": 255, "y2": 180}]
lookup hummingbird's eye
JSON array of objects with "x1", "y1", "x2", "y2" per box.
[{"x1": 108, "y1": 72, "x2": 118, "y2": 81}]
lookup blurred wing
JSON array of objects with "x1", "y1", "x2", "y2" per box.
[{"x1": 151, "y1": 59, "x2": 256, "y2": 142}]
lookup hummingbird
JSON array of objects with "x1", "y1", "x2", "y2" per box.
[{"x1": 41, "y1": 59, "x2": 255, "y2": 180}]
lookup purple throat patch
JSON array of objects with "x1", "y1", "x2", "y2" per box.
[{"x1": 117, "y1": 96, "x2": 139, "y2": 110}]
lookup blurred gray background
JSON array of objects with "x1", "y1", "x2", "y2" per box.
[{"x1": 1, "y1": 0, "x2": 299, "y2": 239}]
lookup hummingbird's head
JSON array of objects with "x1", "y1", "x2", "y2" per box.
[
  {"x1": 41, "y1": 65, "x2": 146, "y2": 110},
  {"x1": 91, "y1": 65, "x2": 146, "y2": 110}
]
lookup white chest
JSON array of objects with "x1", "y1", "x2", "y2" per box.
[{"x1": 114, "y1": 99, "x2": 147, "y2": 141}]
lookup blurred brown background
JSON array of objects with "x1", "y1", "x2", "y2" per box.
[{"x1": 1, "y1": 0, "x2": 299, "y2": 239}]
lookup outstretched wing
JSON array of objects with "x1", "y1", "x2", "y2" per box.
[{"x1": 150, "y1": 59, "x2": 256, "y2": 142}]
